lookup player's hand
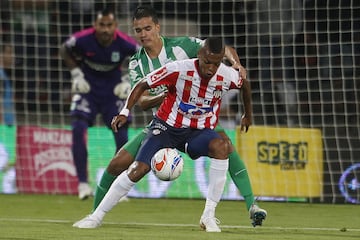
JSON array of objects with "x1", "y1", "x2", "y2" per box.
[
  {"x1": 232, "y1": 63, "x2": 247, "y2": 81},
  {"x1": 70, "y1": 67, "x2": 90, "y2": 93},
  {"x1": 239, "y1": 114, "x2": 252, "y2": 134},
  {"x1": 111, "y1": 109, "x2": 129, "y2": 132}
]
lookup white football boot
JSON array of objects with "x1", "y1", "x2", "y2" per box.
[
  {"x1": 199, "y1": 215, "x2": 221, "y2": 232},
  {"x1": 72, "y1": 215, "x2": 102, "y2": 229},
  {"x1": 78, "y1": 182, "x2": 93, "y2": 200},
  {"x1": 249, "y1": 204, "x2": 267, "y2": 227}
]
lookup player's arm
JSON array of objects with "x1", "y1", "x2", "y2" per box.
[
  {"x1": 128, "y1": 59, "x2": 166, "y2": 110},
  {"x1": 137, "y1": 90, "x2": 167, "y2": 111},
  {"x1": 59, "y1": 43, "x2": 78, "y2": 69},
  {"x1": 239, "y1": 77, "x2": 252, "y2": 133},
  {"x1": 224, "y1": 46, "x2": 247, "y2": 80},
  {"x1": 112, "y1": 79, "x2": 150, "y2": 132},
  {"x1": 60, "y1": 41, "x2": 90, "y2": 93}
]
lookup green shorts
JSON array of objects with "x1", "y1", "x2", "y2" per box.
[
  {"x1": 122, "y1": 127, "x2": 149, "y2": 158},
  {"x1": 214, "y1": 124, "x2": 225, "y2": 133}
]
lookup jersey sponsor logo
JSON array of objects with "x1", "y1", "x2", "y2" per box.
[
  {"x1": 189, "y1": 96, "x2": 212, "y2": 105},
  {"x1": 86, "y1": 52, "x2": 95, "y2": 56},
  {"x1": 84, "y1": 59, "x2": 119, "y2": 72},
  {"x1": 111, "y1": 52, "x2": 120, "y2": 62},
  {"x1": 178, "y1": 101, "x2": 213, "y2": 118},
  {"x1": 129, "y1": 59, "x2": 138, "y2": 69},
  {"x1": 150, "y1": 67, "x2": 167, "y2": 83}
]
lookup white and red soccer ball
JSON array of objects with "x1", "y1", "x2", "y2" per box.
[{"x1": 151, "y1": 148, "x2": 184, "y2": 181}]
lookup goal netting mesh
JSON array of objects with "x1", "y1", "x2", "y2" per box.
[{"x1": 0, "y1": 0, "x2": 359, "y2": 204}]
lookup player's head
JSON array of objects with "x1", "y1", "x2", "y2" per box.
[
  {"x1": 94, "y1": 8, "x2": 118, "y2": 47},
  {"x1": 132, "y1": 5, "x2": 161, "y2": 49},
  {"x1": 197, "y1": 37, "x2": 225, "y2": 79}
]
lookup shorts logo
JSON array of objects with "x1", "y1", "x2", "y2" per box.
[{"x1": 152, "y1": 129, "x2": 161, "y2": 135}]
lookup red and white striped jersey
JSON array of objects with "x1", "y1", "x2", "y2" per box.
[{"x1": 145, "y1": 59, "x2": 243, "y2": 129}]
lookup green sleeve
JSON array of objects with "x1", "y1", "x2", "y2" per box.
[{"x1": 128, "y1": 54, "x2": 144, "y2": 88}]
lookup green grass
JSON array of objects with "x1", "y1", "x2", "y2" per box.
[{"x1": 0, "y1": 194, "x2": 359, "y2": 240}]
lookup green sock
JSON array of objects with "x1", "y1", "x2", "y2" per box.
[
  {"x1": 228, "y1": 151, "x2": 255, "y2": 211},
  {"x1": 92, "y1": 169, "x2": 117, "y2": 212}
]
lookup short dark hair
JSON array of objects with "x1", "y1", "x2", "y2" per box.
[
  {"x1": 205, "y1": 37, "x2": 224, "y2": 54},
  {"x1": 132, "y1": 5, "x2": 159, "y2": 24}
]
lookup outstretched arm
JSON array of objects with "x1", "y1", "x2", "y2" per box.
[{"x1": 111, "y1": 79, "x2": 150, "y2": 132}]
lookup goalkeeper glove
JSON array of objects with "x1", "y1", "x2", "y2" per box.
[
  {"x1": 70, "y1": 67, "x2": 90, "y2": 93},
  {"x1": 113, "y1": 81, "x2": 131, "y2": 99}
]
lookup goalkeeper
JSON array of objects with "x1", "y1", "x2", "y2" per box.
[
  {"x1": 59, "y1": 8, "x2": 138, "y2": 200},
  {"x1": 85, "y1": 5, "x2": 266, "y2": 226}
]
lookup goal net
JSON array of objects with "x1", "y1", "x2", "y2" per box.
[{"x1": 0, "y1": 0, "x2": 359, "y2": 204}]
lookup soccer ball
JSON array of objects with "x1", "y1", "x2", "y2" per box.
[{"x1": 151, "y1": 148, "x2": 184, "y2": 181}]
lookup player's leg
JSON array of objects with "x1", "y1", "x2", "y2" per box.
[
  {"x1": 216, "y1": 130, "x2": 255, "y2": 209},
  {"x1": 215, "y1": 126, "x2": 267, "y2": 226},
  {"x1": 92, "y1": 99, "x2": 132, "y2": 207},
  {"x1": 71, "y1": 94, "x2": 97, "y2": 200},
  {"x1": 186, "y1": 129, "x2": 229, "y2": 232},
  {"x1": 73, "y1": 122, "x2": 166, "y2": 228},
  {"x1": 92, "y1": 130, "x2": 146, "y2": 211},
  {"x1": 71, "y1": 116, "x2": 93, "y2": 200}
]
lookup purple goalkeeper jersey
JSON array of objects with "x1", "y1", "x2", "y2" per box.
[{"x1": 65, "y1": 27, "x2": 137, "y2": 95}]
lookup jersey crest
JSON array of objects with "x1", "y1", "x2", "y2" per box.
[{"x1": 111, "y1": 52, "x2": 120, "y2": 62}]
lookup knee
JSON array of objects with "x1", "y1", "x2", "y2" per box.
[
  {"x1": 208, "y1": 138, "x2": 230, "y2": 159},
  {"x1": 72, "y1": 117, "x2": 88, "y2": 135},
  {"x1": 218, "y1": 131, "x2": 235, "y2": 153},
  {"x1": 107, "y1": 150, "x2": 134, "y2": 176},
  {"x1": 71, "y1": 118, "x2": 88, "y2": 142},
  {"x1": 127, "y1": 161, "x2": 151, "y2": 182}
]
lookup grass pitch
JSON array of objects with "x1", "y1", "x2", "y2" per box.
[{"x1": 0, "y1": 194, "x2": 359, "y2": 240}]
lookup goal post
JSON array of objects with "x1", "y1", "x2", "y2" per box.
[{"x1": 0, "y1": 0, "x2": 359, "y2": 204}]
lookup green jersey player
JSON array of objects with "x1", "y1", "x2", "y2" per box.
[{"x1": 78, "y1": 5, "x2": 266, "y2": 229}]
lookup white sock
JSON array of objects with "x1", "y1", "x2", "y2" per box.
[
  {"x1": 92, "y1": 171, "x2": 135, "y2": 221},
  {"x1": 202, "y1": 158, "x2": 229, "y2": 217}
]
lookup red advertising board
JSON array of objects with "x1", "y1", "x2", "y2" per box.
[{"x1": 15, "y1": 126, "x2": 77, "y2": 194}]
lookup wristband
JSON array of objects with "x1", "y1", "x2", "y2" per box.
[{"x1": 119, "y1": 108, "x2": 130, "y2": 117}]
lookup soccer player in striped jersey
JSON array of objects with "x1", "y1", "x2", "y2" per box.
[
  {"x1": 74, "y1": 37, "x2": 249, "y2": 232},
  {"x1": 94, "y1": 5, "x2": 266, "y2": 226},
  {"x1": 59, "y1": 8, "x2": 138, "y2": 200}
]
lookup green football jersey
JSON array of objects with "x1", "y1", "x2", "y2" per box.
[{"x1": 128, "y1": 36, "x2": 204, "y2": 96}]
